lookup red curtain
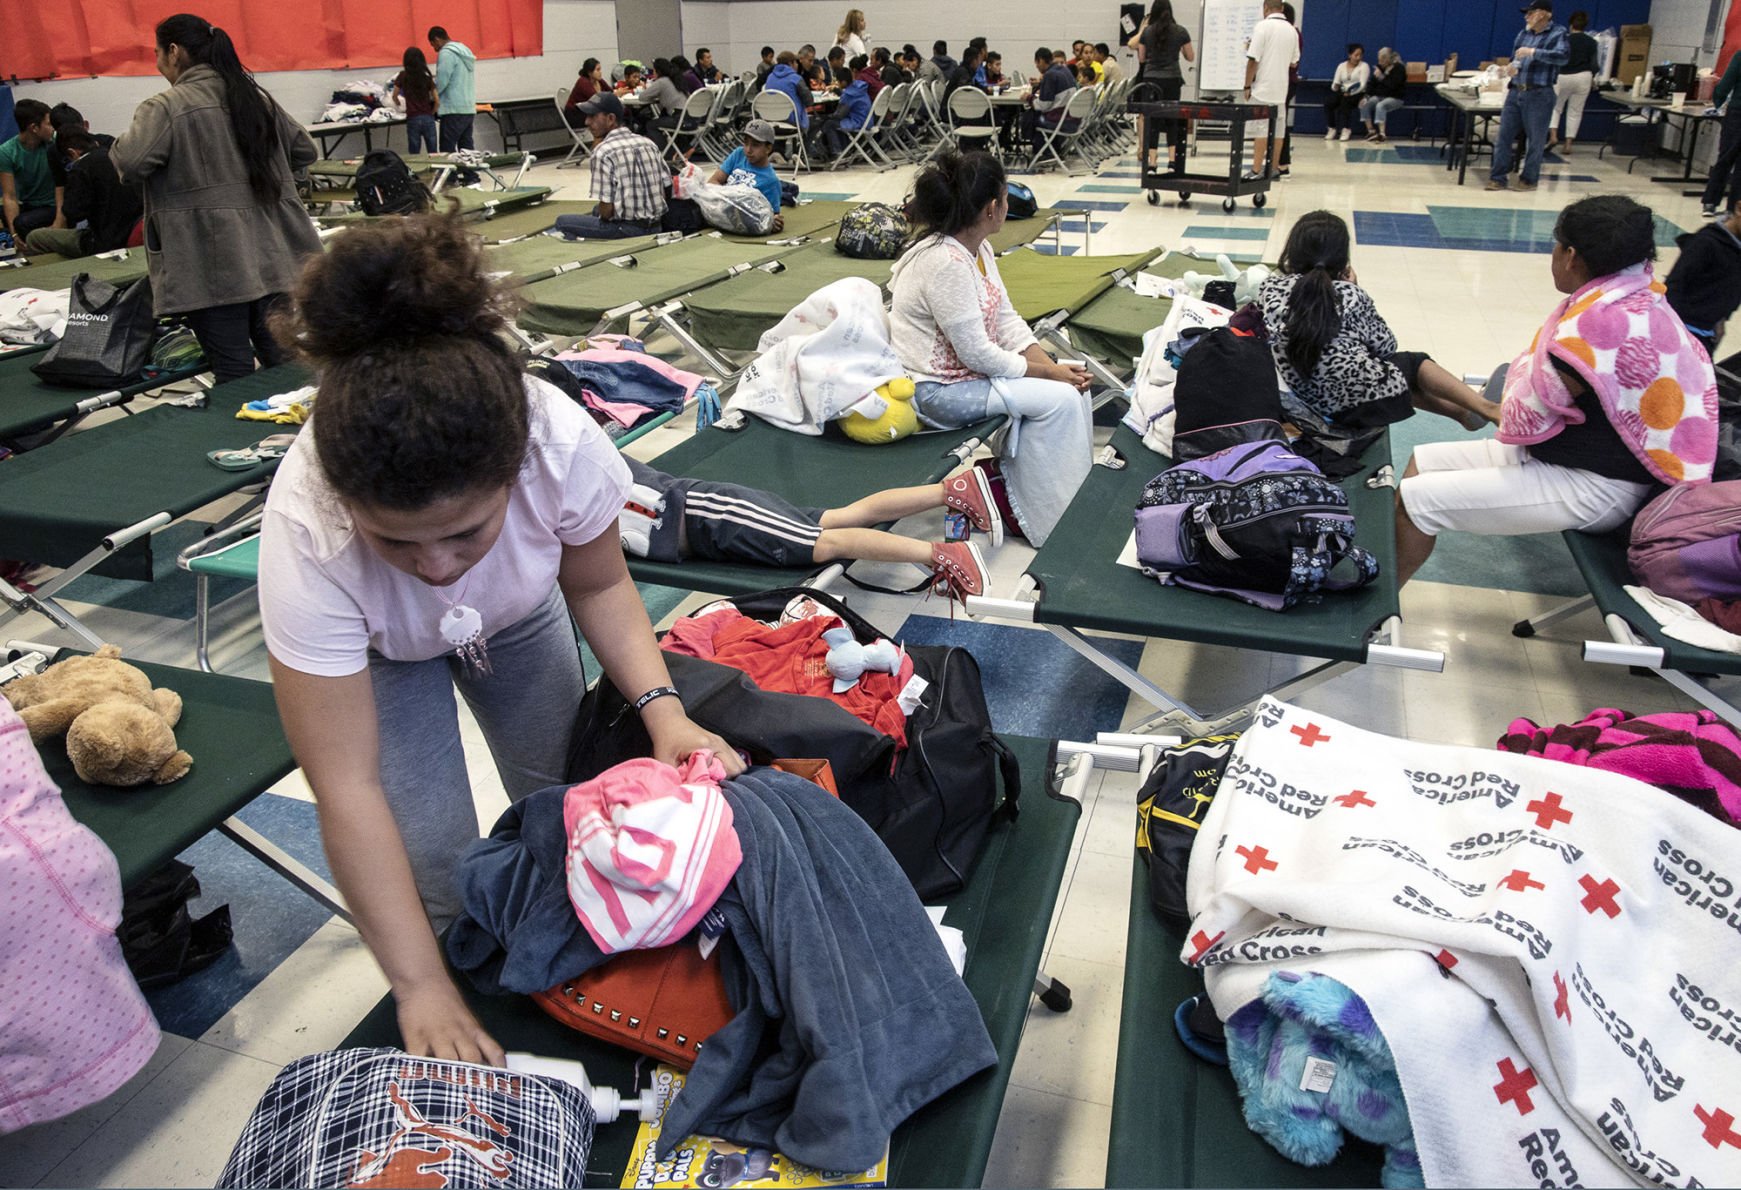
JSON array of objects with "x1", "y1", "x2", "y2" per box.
[
  {"x1": 5, "y1": 0, "x2": 542, "y2": 80},
  {"x1": 1721, "y1": 0, "x2": 1741, "y2": 78}
]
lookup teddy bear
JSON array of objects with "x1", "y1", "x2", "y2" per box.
[{"x1": 1, "y1": 645, "x2": 192, "y2": 786}]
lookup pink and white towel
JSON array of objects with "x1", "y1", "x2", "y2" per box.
[
  {"x1": 0, "y1": 699, "x2": 158, "y2": 1134},
  {"x1": 562, "y1": 751, "x2": 741, "y2": 953}
]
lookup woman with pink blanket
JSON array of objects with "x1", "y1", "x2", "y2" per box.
[{"x1": 1395, "y1": 195, "x2": 1719, "y2": 584}]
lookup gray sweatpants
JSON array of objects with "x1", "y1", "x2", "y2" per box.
[{"x1": 367, "y1": 586, "x2": 585, "y2": 930}]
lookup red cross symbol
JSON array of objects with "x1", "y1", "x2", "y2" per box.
[
  {"x1": 1433, "y1": 948, "x2": 1458, "y2": 970},
  {"x1": 1493, "y1": 1057, "x2": 1539, "y2": 1115},
  {"x1": 1525, "y1": 791, "x2": 1574, "y2": 831},
  {"x1": 1695, "y1": 1105, "x2": 1741, "y2": 1150},
  {"x1": 1552, "y1": 972, "x2": 1571, "y2": 1024},
  {"x1": 1578, "y1": 874, "x2": 1622, "y2": 918},
  {"x1": 1290, "y1": 722, "x2": 1332, "y2": 747},
  {"x1": 1236, "y1": 844, "x2": 1279, "y2": 874},
  {"x1": 1187, "y1": 929, "x2": 1224, "y2": 965},
  {"x1": 1335, "y1": 789, "x2": 1375, "y2": 809},
  {"x1": 1498, "y1": 869, "x2": 1545, "y2": 893}
]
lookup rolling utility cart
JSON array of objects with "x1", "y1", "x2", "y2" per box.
[{"x1": 1128, "y1": 99, "x2": 1277, "y2": 212}]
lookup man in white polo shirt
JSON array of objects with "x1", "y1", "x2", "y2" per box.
[{"x1": 1243, "y1": 0, "x2": 1299, "y2": 180}]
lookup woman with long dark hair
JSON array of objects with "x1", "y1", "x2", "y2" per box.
[
  {"x1": 1257, "y1": 210, "x2": 1500, "y2": 432},
  {"x1": 1128, "y1": 0, "x2": 1194, "y2": 172},
  {"x1": 259, "y1": 213, "x2": 740, "y2": 1061},
  {"x1": 1396, "y1": 196, "x2": 1717, "y2": 584},
  {"x1": 112, "y1": 14, "x2": 320, "y2": 383},
  {"x1": 889, "y1": 151, "x2": 1092, "y2": 546},
  {"x1": 394, "y1": 47, "x2": 439, "y2": 153},
  {"x1": 565, "y1": 57, "x2": 606, "y2": 113}
]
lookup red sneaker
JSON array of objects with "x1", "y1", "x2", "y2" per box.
[
  {"x1": 930, "y1": 540, "x2": 989, "y2": 602},
  {"x1": 942, "y1": 467, "x2": 1004, "y2": 547}
]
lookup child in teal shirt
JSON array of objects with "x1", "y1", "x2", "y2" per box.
[{"x1": 709, "y1": 120, "x2": 785, "y2": 232}]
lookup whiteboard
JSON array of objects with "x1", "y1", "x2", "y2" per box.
[{"x1": 1197, "y1": 0, "x2": 1283, "y2": 94}]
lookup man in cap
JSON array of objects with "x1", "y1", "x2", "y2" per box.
[
  {"x1": 1487, "y1": 1, "x2": 1569, "y2": 192},
  {"x1": 708, "y1": 119, "x2": 786, "y2": 232},
  {"x1": 563, "y1": 92, "x2": 669, "y2": 238}
]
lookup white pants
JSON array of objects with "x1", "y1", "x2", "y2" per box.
[
  {"x1": 1552, "y1": 71, "x2": 1594, "y2": 141},
  {"x1": 1399, "y1": 439, "x2": 1653, "y2": 537}
]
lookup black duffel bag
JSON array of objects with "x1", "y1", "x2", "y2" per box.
[
  {"x1": 566, "y1": 586, "x2": 1019, "y2": 900},
  {"x1": 31, "y1": 273, "x2": 156, "y2": 388}
]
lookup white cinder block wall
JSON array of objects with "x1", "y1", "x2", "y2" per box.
[
  {"x1": 15, "y1": 0, "x2": 618, "y2": 150},
  {"x1": 678, "y1": 0, "x2": 1134, "y2": 78}
]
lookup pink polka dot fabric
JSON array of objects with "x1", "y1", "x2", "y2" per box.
[
  {"x1": 1497, "y1": 263, "x2": 1719, "y2": 486},
  {"x1": 0, "y1": 700, "x2": 159, "y2": 1135}
]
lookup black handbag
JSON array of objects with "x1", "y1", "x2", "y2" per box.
[
  {"x1": 566, "y1": 587, "x2": 1019, "y2": 900},
  {"x1": 31, "y1": 273, "x2": 156, "y2": 388}
]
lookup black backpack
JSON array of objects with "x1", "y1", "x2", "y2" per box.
[
  {"x1": 1005, "y1": 181, "x2": 1038, "y2": 219},
  {"x1": 355, "y1": 149, "x2": 429, "y2": 216},
  {"x1": 565, "y1": 586, "x2": 1019, "y2": 900},
  {"x1": 1136, "y1": 736, "x2": 1238, "y2": 933}
]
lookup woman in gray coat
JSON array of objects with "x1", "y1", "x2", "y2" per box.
[{"x1": 112, "y1": 14, "x2": 321, "y2": 383}]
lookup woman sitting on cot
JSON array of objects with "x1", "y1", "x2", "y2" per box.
[
  {"x1": 889, "y1": 150, "x2": 1093, "y2": 547},
  {"x1": 1395, "y1": 195, "x2": 1719, "y2": 584},
  {"x1": 1258, "y1": 210, "x2": 1501, "y2": 433}
]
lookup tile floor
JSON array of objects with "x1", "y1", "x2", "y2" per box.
[{"x1": 1, "y1": 123, "x2": 1728, "y2": 1188}]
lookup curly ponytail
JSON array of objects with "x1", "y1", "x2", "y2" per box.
[
  {"x1": 155, "y1": 14, "x2": 284, "y2": 204},
  {"x1": 1277, "y1": 210, "x2": 1353, "y2": 378}
]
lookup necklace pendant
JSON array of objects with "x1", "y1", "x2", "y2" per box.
[{"x1": 439, "y1": 605, "x2": 492, "y2": 676}]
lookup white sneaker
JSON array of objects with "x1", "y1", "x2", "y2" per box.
[
  {"x1": 1324, "y1": 129, "x2": 1336, "y2": 141},
  {"x1": 1339, "y1": 128, "x2": 1352, "y2": 141}
]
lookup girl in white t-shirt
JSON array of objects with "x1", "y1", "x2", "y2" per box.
[
  {"x1": 888, "y1": 151, "x2": 1093, "y2": 546},
  {"x1": 257, "y1": 214, "x2": 739, "y2": 1065}
]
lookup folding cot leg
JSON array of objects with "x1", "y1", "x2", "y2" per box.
[
  {"x1": 195, "y1": 574, "x2": 213, "y2": 674},
  {"x1": 1033, "y1": 316, "x2": 1127, "y2": 395},
  {"x1": 1511, "y1": 594, "x2": 1595, "y2": 639},
  {"x1": 0, "y1": 513, "x2": 171, "y2": 649},
  {"x1": 647, "y1": 302, "x2": 740, "y2": 382},
  {"x1": 1033, "y1": 973, "x2": 1073, "y2": 1012},
  {"x1": 218, "y1": 817, "x2": 353, "y2": 924},
  {"x1": 1582, "y1": 614, "x2": 1741, "y2": 728}
]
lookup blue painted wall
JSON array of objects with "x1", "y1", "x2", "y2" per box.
[{"x1": 1300, "y1": 0, "x2": 1651, "y2": 78}]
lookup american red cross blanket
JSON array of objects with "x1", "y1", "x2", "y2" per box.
[{"x1": 1184, "y1": 697, "x2": 1741, "y2": 1189}]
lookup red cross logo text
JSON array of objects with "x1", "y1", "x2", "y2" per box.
[
  {"x1": 1526, "y1": 791, "x2": 1573, "y2": 831},
  {"x1": 1236, "y1": 844, "x2": 1279, "y2": 875},
  {"x1": 1695, "y1": 1105, "x2": 1741, "y2": 1150},
  {"x1": 1290, "y1": 722, "x2": 1331, "y2": 747},
  {"x1": 1335, "y1": 789, "x2": 1375, "y2": 809},
  {"x1": 1188, "y1": 929, "x2": 1224, "y2": 965},
  {"x1": 1499, "y1": 869, "x2": 1544, "y2": 893},
  {"x1": 1493, "y1": 1057, "x2": 1538, "y2": 1115},
  {"x1": 1578, "y1": 874, "x2": 1622, "y2": 918}
]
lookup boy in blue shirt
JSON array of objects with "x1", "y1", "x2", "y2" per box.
[{"x1": 709, "y1": 120, "x2": 785, "y2": 232}]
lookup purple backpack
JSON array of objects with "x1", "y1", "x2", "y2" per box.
[
  {"x1": 1135, "y1": 440, "x2": 1379, "y2": 611},
  {"x1": 1628, "y1": 481, "x2": 1741, "y2": 604}
]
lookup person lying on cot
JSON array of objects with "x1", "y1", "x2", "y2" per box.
[
  {"x1": 889, "y1": 150, "x2": 1092, "y2": 548},
  {"x1": 258, "y1": 212, "x2": 740, "y2": 1064},
  {"x1": 1395, "y1": 195, "x2": 1719, "y2": 585},
  {"x1": 618, "y1": 459, "x2": 1000, "y2": 600},
  {"x1": 708, "y1": 120, "x2": 785, "y2": 233},
  {"x1": 1258, "y1": 210, "x2": 1501, "y2": 433}
]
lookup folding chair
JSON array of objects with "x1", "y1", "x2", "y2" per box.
[
  {"x1": 833, "y1": 85, "x2": 899, "y2": 169},
  {"x1": 1029, "y1": 87, "x2": 1101, "y2": 175},
  {"x1": 661, "y1": 88, "x2": 718, "y2": 163},
  {"x1": 751, "y1": 89, "x2": 810, "y2": 177},
  {"x1": 945, "y1": 88, "x2": 1000, "y2": 158},
  {"x1": 698, "y1": 79, "x2": 746, "y2": 161},
  {"x1": 552, "y1": 87, "x2": 591, "y2": 168},
  {"x1": 882, "y1": 83, "x2": 926, "y2": 162}
]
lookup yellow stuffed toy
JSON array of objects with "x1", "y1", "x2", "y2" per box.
[
  {"x1": 839, "y1": 377, "x2": 918, "y2": 444},
  {"x1": 2, "y1": 645, "x2": 192, "y2": 786}
]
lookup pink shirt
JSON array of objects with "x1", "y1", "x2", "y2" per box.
[{"x1": 0, "y1": 699, "x2": 158, "y2": 1134}]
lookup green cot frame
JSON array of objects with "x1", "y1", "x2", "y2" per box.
[
  {"x1": 304, "y1": 149, "x2": 533, "y2": 198},
  {"x1": 965, "y1": 426, "x2": 1444, "y2": 736},
  {"x1": 314, "y1": 184, "x2": 553, "y2": 227},
  {"x1": 0, "y1": 644, "x2": 346, "y2": 919},
  {"x1": 1106, "y1": 843, "x2": 1387, "y2": 1187},
  {"x1": 0, "y1": 366, "x2": 305, "y2": 650},
  {"x1": 0, "y1": 344, "x2": 201, "y2": 446},
  {"x1": 339, "y1": 735, "x2": 1089, "y2": 1189},
  {"x1": 1512, "y1": 529, "x2": 1741, "y2": 725},
  {"x1": 621, "y1": 415, "x2": 1003, "y2": 598},
  {"x1": 0, "y1": 246, "x2": 149, "y2": 295}
]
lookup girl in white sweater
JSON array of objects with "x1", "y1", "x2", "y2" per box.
[{"x1": 888, "y1": 151, "x2": 1093, "y2": 545}]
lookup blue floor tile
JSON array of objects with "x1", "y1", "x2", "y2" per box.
[
  {"x1": 1181, "y1": 224, "x2": 1270, "y2": 240},
  {"x1": 1031, "y1": 243, "x2": 1081, "y2": 255},
  {"x1": 893, "y1": 617, "x2": 1144, "y2": 740},
  {"x1": 1077, "y1": 184, "x2": 1144, "y2": 193},
  {"x1": 1062, "y1": 199, "x2": 1137, "y2": 212},
  {"x1": 1056, "y1": 220, "x2": 1110, "y2": 232}
]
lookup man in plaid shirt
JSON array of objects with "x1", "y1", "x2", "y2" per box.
[
  {"x1": 563, "y1": 92, "x2": 669, "y2": 238},
  {"x1": 1487, "y1": 0, "x2": 1570, "y2": 192}
]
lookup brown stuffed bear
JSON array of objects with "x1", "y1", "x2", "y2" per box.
[{"x1": 1, "y1": 645, "x2": 192, "y2": 786}]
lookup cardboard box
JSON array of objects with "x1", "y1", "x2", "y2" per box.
[
  {"x1": 1617, "y1": 24, "x2": 1652, "y2": 85},
  {"x1": 1407, "y1": 60, "x2": 1427, "y2": 82}
]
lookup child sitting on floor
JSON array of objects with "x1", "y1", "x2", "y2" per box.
[{"x1": 618, "y1": 461, "x2": 1001, "y2": 600}]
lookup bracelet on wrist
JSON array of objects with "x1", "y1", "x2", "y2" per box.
[{"x1": 633, "y1": 685, "x2": 681, "y2": 713}]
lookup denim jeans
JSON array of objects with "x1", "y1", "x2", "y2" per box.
[
  {"x1": 912, "y1": 375, "x2": 1092, "y2": 546},
  {"x1": 552, "y1": 212, "x2": 659, "y2": 239},
  {"x1": 1490, "y1": 85, "x2": 1555, "y2": 184},
  {"x1": 368, "y1": 585, "x2": 586, "y2": 929},
  {"x1": 437, "y1": 113, "x2": 475, "y2": 152},
  {"x1": 406, "y1": 114, "x2": 438, "y2": 154},
  {"x1": 184, "y1": 294, "x2": 291, "y2": 384},
  {"x1": 1359, "y1": 95, "x2": 1403, "y2": 131}
]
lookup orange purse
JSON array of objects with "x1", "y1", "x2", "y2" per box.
[{"x1": 530, "y1": 759, "x2": 837, "y2": 1066}]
